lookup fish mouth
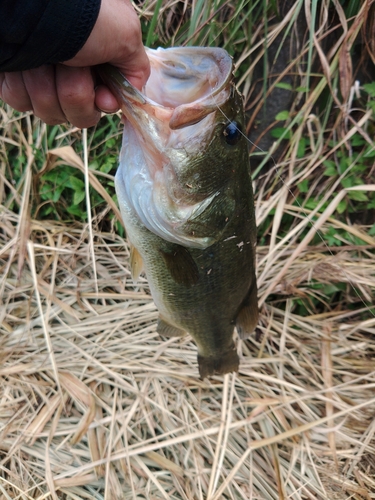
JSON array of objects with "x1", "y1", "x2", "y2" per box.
[
  {"x1": 99, "y1": 47, "x2": 233, "y2": 130},
  {"x1": 98, "y1": 47, "x2": 234, "y2": 179},
  {"x1": 144, "y1": 47, "x2": 233, "y2": 129}
]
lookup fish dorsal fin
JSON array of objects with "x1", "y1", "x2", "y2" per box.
[
  {"x1": 157, "y1": 316, "x2": 185, "y2": 337},
  {"x1": 235, "y1": 282, "x2": 259, "y2": 340},
  {"x1": 159, "y1": 245, "x2": 199, "y2": 287},
  {"x1": 130, "y1": 244, "x2": 144, "y2": 281}
]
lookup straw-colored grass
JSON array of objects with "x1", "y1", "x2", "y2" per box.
[
  {"x1": 1, "y1": 1, "x2": 375, "y2": 498},
  {"x1": 1, "y1": 108, "x2": 374, "y2": 498}
]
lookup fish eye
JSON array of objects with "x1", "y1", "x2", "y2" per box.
[{"x1": 223, "y1": 121, "x2": 242, "y2": 145}]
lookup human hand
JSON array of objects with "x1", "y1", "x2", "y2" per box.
[{"x1": 0, "y1": 0, "x2": 150, "y2": 128}]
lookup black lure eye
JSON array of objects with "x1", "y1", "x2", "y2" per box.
[{"x1": 223, "y1": 121, "x2": 242, "y2": 145}]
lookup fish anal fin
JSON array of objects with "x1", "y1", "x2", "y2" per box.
[
  {"x1": 159, "y1": 246, "x2": 199, "y2": 287},
  {"x1": 236, "y1": 282, "x2": 259, "y2": 340},
  {"x1": 198, "y1": 348, "x2": 239, "y2": 379},
  {"x1": 130, "y1": 244, "x2": 144, "y2": 281},
  {"x1": 157, "y1": 316, "x2": 185, "y2": 338}
]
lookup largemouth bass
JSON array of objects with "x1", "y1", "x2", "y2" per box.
[{"x1": 100, "y1": 47, "x2": 258, "y2": 378}]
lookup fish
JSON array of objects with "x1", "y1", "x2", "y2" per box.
[{"x1": 99, "y1": 47, "x2": 258, "y2": 378}]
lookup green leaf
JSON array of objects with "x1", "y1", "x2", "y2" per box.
[
  {"x1": 323, "y1": 159, "x2": 335, "y2": 168},
  {"x1": 351, "y1": 133, "x2": 365, "y2": 147},
  {"x1": 297, "y1": 137, "x2": 306, "y2": 158},
  {"x1": 296, "y1": 86, "x2": 309, "y2": 93},
  {"x1": 42, "y1": 206, "x2": 54, "y2": 216},
  {"x1": 305, "y1": 199, "x2": 319, "y2": 210},
  {"x1": 298, "y1": 179, "x2": 309, "y2": 193},
  {"x1": 270, "y1": 127, "x2": 291, "y2": 139},
  {"x1": 338, "y1": 156, "x2": 350, "y2": 174},
  {"x1": 363, "y1": 82, "x2": 375, "y2": 97},
  {"x1": 89, "y1": 161, "x2": 99, "y2": 170},
  {"x1": 73, "y1": 189, "x2": 86, "y2": 205},
  {"x1": 369, "y1": 223, "x2": 375, "y2": 236},
  {"x1": 364, "y1": 146, "x2": 375, "y2": 158},
  {"x1": 323, "y1": 164, "x2": 337, "y2": 177},
  {"x1": 67, "y1": 205, "x2": 86, "y2": 218},
  {"x1": 100, "y1": 157, "x2": 116, "y2": 173},
  {"x1": 341, "y1": 177, "x2": 353, "y2": 189},
  {"x1": 52, "y1": 186, "x2": 64, "y2": 203},
  {"x1": 115, "y1": 220, "x2": 125, "y2": 237},
  {"x1": 275, "y1": 110, "x2": 290, "y2": 121},
  {"x1": 336, "y1": 199, "x2": 347, "y2": 214},
  {"x1": 320, "y1": 283, "x2": 341, "y2": 295},
  {"x1": 275, "y1": 82, "x2": 292, "y2": 91},
  {"x1": 348, "y1": 190, "x2": 368, "y2": 202},
  {"x1": 69, "y1": 176, "x2": 85, "y2": 191},
  {"x1": 325, "y1": 227, "x2": 342, "y2": 246}
]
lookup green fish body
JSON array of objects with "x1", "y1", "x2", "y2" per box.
[{"x1": 100, "y1": 47, "x2": 258, "y2": 377}]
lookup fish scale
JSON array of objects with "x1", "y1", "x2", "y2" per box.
[{"x1": 99, "y1": 47, "x2": 258, "y2": 378}]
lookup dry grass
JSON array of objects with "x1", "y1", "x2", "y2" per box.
[
  {"x1": 1, "y1": 1, "x2": 375, "y2": 498},
  {"x1": 1, "y1": 111, "x2": 374, "y2": 499}
]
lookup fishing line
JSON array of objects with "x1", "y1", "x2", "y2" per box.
[{"x1": 213, "y1": 96, "x2": 374, "y2": 318}]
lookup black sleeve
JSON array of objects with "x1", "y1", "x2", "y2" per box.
[{"x1": 0, "y1": 0, "x2": 101, "y2": 72}]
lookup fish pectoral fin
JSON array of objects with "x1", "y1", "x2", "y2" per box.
[
  {"x1": 159, "y1": 245, "x2": 199, "y2": 287},
  {"x1": 198, "y1": 347, "x2": 239, "y2": 379},
  {"x1": 235, "y1": 282, "x2": 259, "y2": 340},
  {"x1": 157, "y1": 316, "x2": 186, "y2": 337},
  {"x1": 130, "y1": 244, "x2": 144, "y2": 281}
]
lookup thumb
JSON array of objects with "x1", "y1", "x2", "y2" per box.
[
  {"x1": 110, "y1": 44, "x2": 150, "y2": 91},
  {"x1": 64, "y1": 0, "x2": 150, "y2": 91}
]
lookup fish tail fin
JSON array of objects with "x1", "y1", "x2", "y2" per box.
[{"x1": 198, "y1": 347, "x2": 239, "y2": 379}]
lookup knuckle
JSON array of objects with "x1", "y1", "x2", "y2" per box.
[
  {"x1": 59, "y1": 77, "x2": 95, "y2": 109},
  {"x1": 23, "y1": 67, "x2": 54, "y2": 99},
  {"x1": 1, "y1": 74, "x2": 25, "y2": 107},
  {"x1": 59, "y1": 87, "x2": 87, "y2": 106}
]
